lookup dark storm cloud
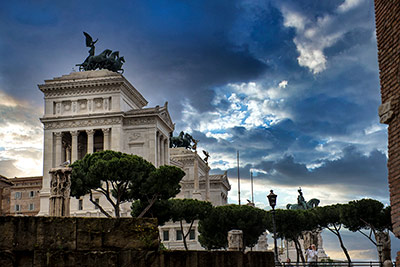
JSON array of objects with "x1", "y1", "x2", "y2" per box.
[
  {"x1": 0, "y1": 1, "x2": 388, "y2": 201},
  {"x1": 218, "y1": 145, "x2": 388, "y2": 199},
  {"x1": 0, "y1": 0, "x2": 268, "y2": 118}
]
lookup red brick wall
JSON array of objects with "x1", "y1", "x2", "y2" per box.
[{"x1": 374, "y1": 0, "x2": 400, "y2": 237}]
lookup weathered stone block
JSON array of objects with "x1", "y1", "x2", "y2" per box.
[
  {"x1": 76, "y1": 217, "x2": 159, "y2": 250},
  {"x1": 0, "y1": 217, "x2": 15, "y2": 250},
  {"x1": 36, "y1": 216, "x2": 76, "y2": 251}
]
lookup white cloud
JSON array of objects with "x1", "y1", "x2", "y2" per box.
[
  {"x1": 278, "y1": 80, "x2": 288, "y2": 88},
  {"x1": 181, "y1": 81, "x2": 292, "y2": 145},
  {"x1": 281, "y1": 8, "x2": 344, "y2": 74},
  {"x1": 337, "y1": 0, "x2": 364, "y2": 13},
  {"x1": 283, "y1": 10, "x2": 306, "y2": 31}
]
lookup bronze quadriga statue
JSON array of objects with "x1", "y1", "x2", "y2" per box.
[{"x1": 76, "y1": 32, "x2": 125, "y2": 73}]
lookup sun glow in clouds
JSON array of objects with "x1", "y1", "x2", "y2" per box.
[{"x1": 0, "y1": 90, "x2": 43, "y2": 177}]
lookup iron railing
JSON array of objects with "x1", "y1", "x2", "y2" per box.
[{"x1": 278, "y1": 261, "x2": 395, "y2": 267}]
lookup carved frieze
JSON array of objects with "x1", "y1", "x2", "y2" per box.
[
  {"x1": 43, "y1": 86, "x2": 120, "y2": 98},
  {"x1": 123, "y1": 117, "x2": 155, "y2": 126},
  {"x1": 43, "y1": 117, "x2": 122, "y2": 130}
]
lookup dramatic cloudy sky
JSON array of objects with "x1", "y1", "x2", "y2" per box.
[{"x1": 0, "y1": 0, "x2": 395, "y2": 260}]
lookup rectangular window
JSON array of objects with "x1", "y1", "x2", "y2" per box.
[
  {"x1": 176, "y1": 230, "x2": 182, "y2": 241},
  {"x1": 29, "y1": 203, "x2": 34, "y2": 211},
  {"x1": 163, "y1": 230, "x2": 169, "y2": 241},
  {"x1": 94, "y1": 198, "x2": 99, "y2": 209},
  {"x1": 15, "y1": 192, "x2": 22, "y2": 199},
  {"x1": 189, "y1": 229, "x2": 195, "y2": 240},
  {"x1": 15, "y1": 204, "x2": 20, "y2": 211},
  {"x1": 78, "y1": 199, "x2": 83, "y2": 210},
  {"x1": 30, "y1": 191, "x2": 35, "y2": 198}
]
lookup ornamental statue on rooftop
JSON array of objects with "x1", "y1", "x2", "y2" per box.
[{"x1": 76, "y1": 32, "x2": 125, "y2": 73}]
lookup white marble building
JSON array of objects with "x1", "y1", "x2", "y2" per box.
[
  {"x1": 38, "y1": 70, "x2": 176, "y2": 216},
  {"x1": 37, "y1": 70, "x2": 231, "y2": 249}
]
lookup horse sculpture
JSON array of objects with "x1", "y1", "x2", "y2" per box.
[
  {"x1": 286, "y1": 198, "x2": 320, "y2": 210},
  {"x1": 170, "y1": 131, "x2": 196, "y2": 150},
  {"x1": 76, "y1": 32, "x2": 125, "y2": 73},
  {"x1": 286, "y1": 188, "x2": 320, "y2": 210}
]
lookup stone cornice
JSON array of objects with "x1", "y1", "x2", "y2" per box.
[
  {"x1": 38, "y1": 70, "x2": 148, "y2": 108},
  {"x1": 125, "y1": 102, "x2": 174, "y2": 131},
  {"x1": 209, "y1": 174, "x2": 231, "y2": 191},
  {"x1": 170, "y1": 149, "x2": 209, "y2": 170}
]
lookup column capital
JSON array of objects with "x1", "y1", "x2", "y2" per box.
[
  {"x1": 86, "y1": 129, "x2": 95, "y2": 135},
  {"x1": 70, "y1": 130, "x2": 79, "y2": 137},
  {"x1": 102, "y1": 128, "x2": 111, "y2": 134},
  {"x1": 54, "y1": 132, "x2": 63, "y2": 138}
]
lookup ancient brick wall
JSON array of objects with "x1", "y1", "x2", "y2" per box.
[
  {"x1": 375, "y1": 0, "x2": 400, "y2": 233},
  {"x1": 374, "y1": 0, "x2": 400, "y2": 263},
  {"x1": 0, "y1": 216, "x2": 274, "y2": 267}
]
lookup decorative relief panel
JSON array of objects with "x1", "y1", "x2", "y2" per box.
[
  {"x1": 43, "y1": 117, "x2": 122, "y2": 130},
  {"x1": 123, "y1": 117, "x2": 155, "y2": 126},
  {"x1": 78, "y1": 99, "x2": 87, "y2": 113},
  {"x1": 94, "y1": 98, "x2": 103, "y2": 111},
  {"x1": 128, "y1": 133, "x2": 141, "y2": 142},
  {"x1": 62, "y1": 101, "x2": 72, "y2": 114}
]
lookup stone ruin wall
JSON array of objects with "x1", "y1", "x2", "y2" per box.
[
  {"x1": 374, "y1": 0, "x2": 400, "y2": 263},
  {"x1": 0, "y1": 216, "x2": 274, "y2": 267}
]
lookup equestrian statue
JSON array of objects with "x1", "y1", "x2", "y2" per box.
[
  {"x1": 76, "y1": 32, "x2": 125, "y2": 73},
  {"x1": 286, "y1": 188, "x2": 320, "y2": 210}
]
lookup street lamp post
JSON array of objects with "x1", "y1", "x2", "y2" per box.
[{"x1": 267, "y1": 190, "x2": 279, "y2": 263}]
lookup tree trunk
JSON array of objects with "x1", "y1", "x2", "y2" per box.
[
  {"x1": 180, "y1": 220, "x2": 188, "y2": 250},
  {"x1": 328, "y1": 225, "x2": 351, "y2": 266},
  {"x1": 89, "y1": 192, "x2": 112, "y2": 218},
  {"x1": 114, "y1": 204, "x2": 120, "y2": 218},
  {"x1": 182, "y1": 220, "x2": 195, "y2": 251},
  {"x1": 138, "y1": 195, "x2": 158, "y2": 218},
  {"x1": 294, "y1": 238, "x2": 306, "y2": 264}
]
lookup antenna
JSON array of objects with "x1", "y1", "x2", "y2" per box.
[
  {"x1": 237, "y1": 150, "x2": 241, "y2": 205},
  {"x1": 250, "y1": 170, "x2": 254, "y2": 204}
]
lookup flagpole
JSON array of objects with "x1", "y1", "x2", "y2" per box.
[{"x1": 237, "y1": 150, "x2": 241, "y2": 205}]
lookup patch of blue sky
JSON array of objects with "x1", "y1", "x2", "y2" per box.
[
  {"x1": 208, "y1": 129, "x2": 228, "y2": 135},
  {"x1": 0, "y1": 147, "x2": 4, "y2": 151}
]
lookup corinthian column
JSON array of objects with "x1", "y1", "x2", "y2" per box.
[
  {"x1": 102, "y1": 128, "x2": 110, "y2": 150},
  {"x1": 86, "y1": 129, "x2": 95, "y2": 154},
  {"x1": 54, "y1": 132, "x2": 63, "y2": 167},
  {"x1": 71, "y1": 131, "x2": 79, "y2": 162},
  {"x1": 160, "y1": 135, "x2": 164, "y2": 166}
]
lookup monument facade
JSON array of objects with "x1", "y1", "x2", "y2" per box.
[
  {"x1": 36, "y1": 68, "x2": 231, "y2": 250},
  {"x1": 38, "y1": 70, "x2": 174, "y2": 216}
]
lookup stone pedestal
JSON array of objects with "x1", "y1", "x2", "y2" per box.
[
  {"x1": 256, "y1": 232, "x2": 268, "y2": 251},
  {"x1": 49, "y1": 167, "x2": 72, "y2": 216},
  {"x1": 228, "y1": 229, "x2": 243, "y2": 251}
]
